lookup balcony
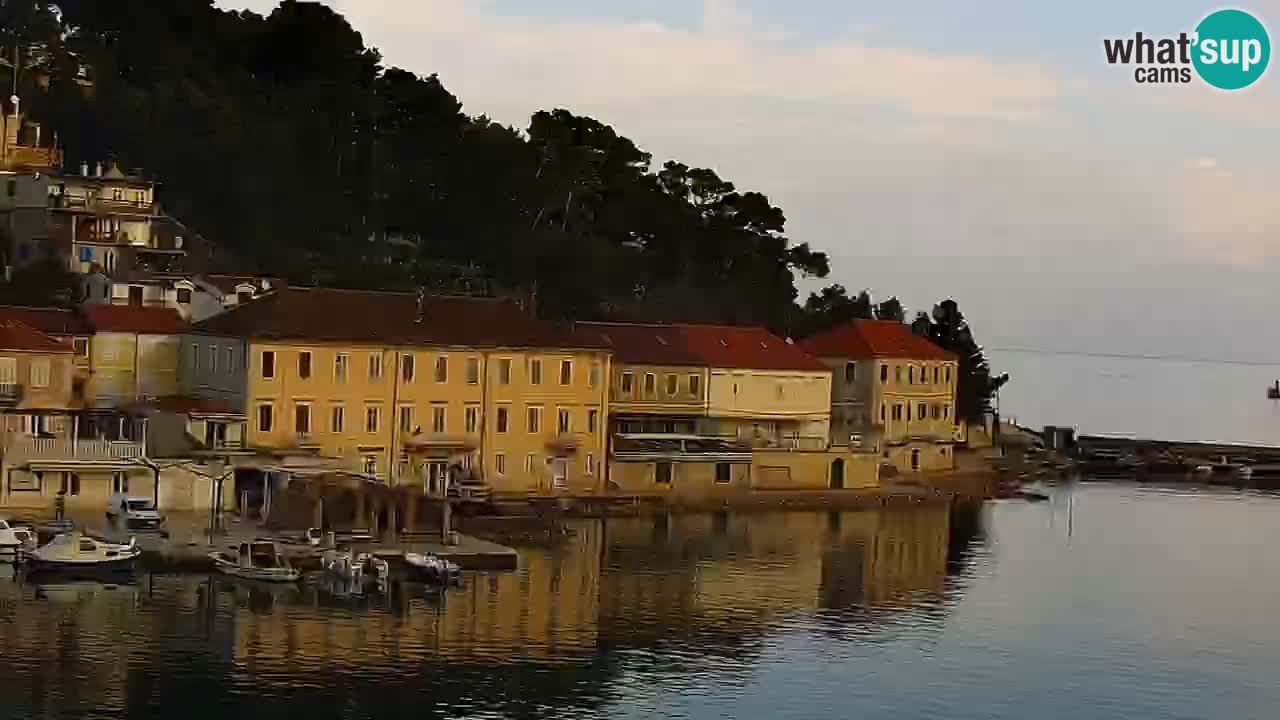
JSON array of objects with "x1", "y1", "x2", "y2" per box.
[
  {"x1": 50, "y1": 193, "x2": 156, "y2": 216},
  {"x1": 612, "y1": 433, "x2": 753, "y2": 463},
  {"x1": 402, "y1": 432, "x2": 478, "y2": 453},
  {"x1": 6, "y1": 436, "x2": 145, "y2": 462},
  {"x1": 546, "y1": 433, "x2": 582, "y2": 454}
]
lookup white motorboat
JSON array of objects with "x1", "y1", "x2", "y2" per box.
[
  {"x1": 210, "y1": 540, "x2": 301, "y2": 583},
  {"x1": 321, "y1": 548, "x2": 391, "y2": 585},
  {"x1": 404, "y1": 552, "x2": 461, "y2": 583},
  {"x1": 27, "y1": 531, "x2": 141, "y2": 570},
  {"x1": 0, "y1": 516, "x2": 36, "y2": 561}
]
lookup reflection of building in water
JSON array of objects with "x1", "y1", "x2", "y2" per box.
[
  {"x1": 229, "y1": 522, "x2": 603, "y2": 671},
  {"x1": 597, "y1": 506, "x2": 952, "y2": 651}
]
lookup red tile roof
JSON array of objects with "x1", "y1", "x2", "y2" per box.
[
  {"x1": 0, "y1": 319, "x2": 73, "y2": 353},
  {"x1": 192, "y1": 287, "x2": 608, "y2": 351},
  {"x1": 80, "y1": 304, "x2": 189, "y2": 335},
  {"x1": 0, "y1": 306, "x2": 92, "y2": 337},
  {"x1": 579, "y1": 322, "x2": 827, "y2": 372},
  {"x1": 798, "y1": 320, "x2": 956, "y2": 361}
]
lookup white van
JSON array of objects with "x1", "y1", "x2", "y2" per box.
[{"x1": 106, "y1": 494, "x2": 165, "y2": 529}]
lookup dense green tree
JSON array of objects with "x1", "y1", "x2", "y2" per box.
[
  {"x1": 915, "y1": 299, "x2": 1009, "y2": 422},
  {"x1": 789, "y1": 284, "x2": 872, "y2": 337},
  {"x1": 875, "y1": 296, "x2": 905, "y2": 323}
]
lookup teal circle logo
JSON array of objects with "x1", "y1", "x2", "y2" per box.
[{"x1": 1193, "y1": 9, "x2": 1270, "y2": 89}]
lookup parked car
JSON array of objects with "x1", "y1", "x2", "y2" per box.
[{"x1": 106, "y1": 494, "x2": 165, "y2": 529}]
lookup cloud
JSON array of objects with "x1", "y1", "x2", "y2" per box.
[{"x1": 320, "y1": 0, "x2": 1077, "y2": 127}]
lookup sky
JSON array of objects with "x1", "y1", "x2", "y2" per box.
[{"x1": 217, "y1": 0, "x2": 1280, "y2": 367}]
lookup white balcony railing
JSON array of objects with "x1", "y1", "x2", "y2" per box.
[{"x1": 7, "y1": 437, "x2": 145, "y2": 462}]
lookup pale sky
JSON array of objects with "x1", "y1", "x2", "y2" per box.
[{"x1": 216, "y1": 0, "x2": 1280, "y2": 365}]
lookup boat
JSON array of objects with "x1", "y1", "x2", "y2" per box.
[
  {"x1": 404, "y1": 552, "x2": 461, "y2": 583},
  {"x1": 321, "y1": 548, "x2": 390, "y2": 585},
  {"x1": 26, "y1": 531, "x2": 141, "y2": 571},
  {"x1": 209, "y1": 540, "x2": 301, "y2": 583},
  {"x1": 0, "y1": 516, "x2": 37, "y2": 561}
]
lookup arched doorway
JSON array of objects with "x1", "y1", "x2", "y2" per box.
[{"x1": 830, "y1": 458, "x2": 845, "y2": 489}]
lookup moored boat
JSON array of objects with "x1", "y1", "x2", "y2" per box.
[
  {"x1": 210, "y1": 540, "x2": 301, "y2": 583},
  {"x1": 404, "y1": 552, "x2": 461, "y2": 583},
  {"x1": 27, "y1": 531, "x2": 141, "y2": 571},
  {"x1": 0, "y1": 516, "x2": 37, "y2": 561}
]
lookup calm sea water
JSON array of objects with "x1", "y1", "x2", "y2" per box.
[
  {"x1": 991, "y1": 351, "x2": 1280, "y2": 445},
  {"x1": 3, "y1": 484, "x2": 1280, "y2": 719}
]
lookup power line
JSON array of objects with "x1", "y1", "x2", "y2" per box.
[{"x1": 986, "y1": 346, "x2": 1280, "y2": 368}]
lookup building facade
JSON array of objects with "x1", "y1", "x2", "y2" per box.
[
  {"x1": 79, "y1": 304, "x2": 187, "y2": 406},
  {"x1": 799, "y1": 320, "x2": 960, "y2": 473},
  {"x1": 185, "y1": 287, "x2": 611, "y2": 497}
]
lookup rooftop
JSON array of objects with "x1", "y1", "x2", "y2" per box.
[
  {"x1": 577, "y1": 322, "x2": 827, "y2": 372},
  {"x1": 80, "y1": 304, "x2": 189, "y2": 335},
  {"x1": 0, "y1": 319, "x2": 73, "y2": 354},
  {"x1": 0, "y1": 306, "x2": 92, "y2": 337},
  {"x1": 797, "y1": 320, "x2": 956, "y2": 361},
  {"x1": 192, "y1": 286, "x2": 608, "y2": 351}
]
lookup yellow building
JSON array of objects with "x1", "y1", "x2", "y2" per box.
[
  {"x1": 80, "y1": 304, "x2": 186, "y2": 406},
  {"x1": 799, "y1": 319, "x2": 960, "y2": 473},
  {"x1": 185, "y1": 287, "x2": 611, "y2": 497},
  {"x1": 576, "y1": 322, "x2": 874, "y2": 493}
]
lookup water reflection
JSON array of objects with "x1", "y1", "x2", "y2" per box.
[{"x1": 0, "y1": 505, "x2": 976, "y2": 720}]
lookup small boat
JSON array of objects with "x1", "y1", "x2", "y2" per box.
[
  {"x1": 404, "y1": 552, "x2": 461, "y2": 583},
  {"x1": 27, "y1": 531, "x2": 140, "y2": 571},
  {"x1": 210, "y1": 540, "x2": 301, "y2": 583},
  {"x1": 321, "y1": 548, "x2": 390, "y2": 584},
  {"x1": 0, "y1": 516, "x2": 37, "y2": 561},
  {"x1": 1017, "y1": 489, "x2": 1051, "y2": 502}
]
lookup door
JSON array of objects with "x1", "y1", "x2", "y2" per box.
[
  {"x1": 128, "y1": 285, "x2": 143, "y2": 306},
  {"x1": 910, "y1": 449, "x2": 921, "y2": 472},
  {"x1": 655, "y1": 462, "x2": 673, "y2": 485},
  {"x1": 112, "y1": 472, "x2": 128, "y2": 494},
  {"x1": 425, "y1": 462, "x2": 448, "y2": 495},
  {"x1": 830, "y1": 459, "x2": 845, "y2": 489},
  {"x1": 551, "y1": 458, "x2": 568, "y2": 489}
]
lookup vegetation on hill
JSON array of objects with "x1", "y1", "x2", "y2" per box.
[{"x1": 4, "y1": 0, "x2": 1006, "y2": 419}]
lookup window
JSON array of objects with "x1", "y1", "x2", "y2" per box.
[
  {"x1": 466, "y1": 358, "x2": 480, "y2": 385},
  {"x1": 524, "y1": 454, "x2": 536, "y2": 473},
  {"x1": 845, "y1": 362, "x2": 856, "y2": 384},
  {"x1": 587, "y1": 409, "x2": 599, "y2": 434},
  {"x1": 931, "y1": 404, "x2": 941, "y2": 420},
  {"x1": 261, "y1": 351, "x2": 276, "y2": 379},
  {"x1": 946, "y1": 366, "x2": 952, "y2": 383},
  {"x1": 892, "y1": 404, "x2": 903, "y2": 421},
  {"x1": 917, "y1": 402, "x2": 927, "y2": 420},
  {"x1": 644, "y1": 373, "x2": 656, "y2": 396},
  {"x1": 112, "y1": 188, "x2": 124, "y2": 201},
  {"x1": 880, "y1": 364, "x2": 888, "y2": 383},
  {"x1": 128, "y1": 285, "x2": 143, "y2": 306},
  {"x1": 529, "y1": 358, "x2": 542, "y2": 385},
  {"x1": 498, "y1": 358, "x2": 512, "y2": 385},
  {"x1": 586, "y1": 453, "x2": 595, "y2": 476},
  {"x1": 526, "y1": 406, "x2": 542, "y2": 433},
  {"x1": 257, "y1": 404, "x2": 274, "y2": 432},
  {"x1": 294, "y1": 404, "x2": 311, "y2": 436},
  {"x1": 557, "y1": 408, "x2": 571, "y2": 434},
  {"x1": 665, "y1": 374, "x2": 678, "y2": 395},
  {"x1": 225, "y1": 346, "x2": 235, "y2": 373},
  {"x1": 589, "y1": 363, "x2": 601, "y2": 389},
  {"x1": 331, "y1": 404, "x2": 345, "y2": 433},
  {"x1": 495, "y1": 453, "x2": 506, "y2": 476},
  {"x1": 944, "y1": 405, "x2": 951, "y2": 420},
  {"x1": 72, "y1": 338, "x2": 89, "y2": 358},
  {"x1": 431, "y1": 405, "x2": 446, "y2": 433},
  {"x1": 689, "y1": 374, "x2": 701, "y2": 396},
  {"x1": 716, "y1": 463, "x2": 731, "y2": 484},
  {"x1": 176, "y1": 288, "x2": 192, "y2": 304},
  {"x1": 369, "y1": 353, "x2": 383, "y2": 381},
  {"x1": 933, "y1": 366, "x2": 940, "y2": 384},
  {"x1": 559, "y1": 360, "x2": 573, "y2": 385},
  {"x1": 30, "y1": 359, "x2": 50, "y2": 388},
  {"x1": 880, "y1": 403, "x2": 886, "y2": 422},
  {"x1": 363, "y1": 456, "x2": 377, "y2": 475},
  {"x1": 298, "y1": 351, "x2": 311, "y2": 379},
  {"x1": 402, "y1": 353, "x2": 416, "y2": 382},
  {"x1": 465, "y1": 406, "x2": 479, "y2": 433},
  {"x1": 908, "y1": 366, "x2": 915, "y2": 384},
  {"x1": 334, "y1": 353, "x2": 349, "y2": 383},
  {"x1": 621, "y1": 372, "x2": 634, "y2": 394},
  {"x1": 5, "y1": 180, "x2": 14, "y2": 198},
  {"x1": 496, "y1": 406, "x2": 510, "y2": 433},
  {"x1": 209, "y1": 345, "x2": 218, "y2": 374},
  {"x1": 399, "y1": 405, "x2": 415, "y2": 433},
  {"x1": 894, "y1": 365, "x2": 902, "y2": 383},
  {"x1": 655, "y1": 462, "x2": 673, "y2": 484},
  {"x1": 365, "y1": 405, "x2": 380, "y2": 433}
]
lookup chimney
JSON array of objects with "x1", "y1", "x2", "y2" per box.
[
  {"x1": 79, "y1": 161, "x2": 88, "y2": 176},
  {"x1": 414, "y1": 287, "x2": 425, "y2": 324},
  {"x1": 94, "y1": 161, "x2": 102, "y2": 177}
]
